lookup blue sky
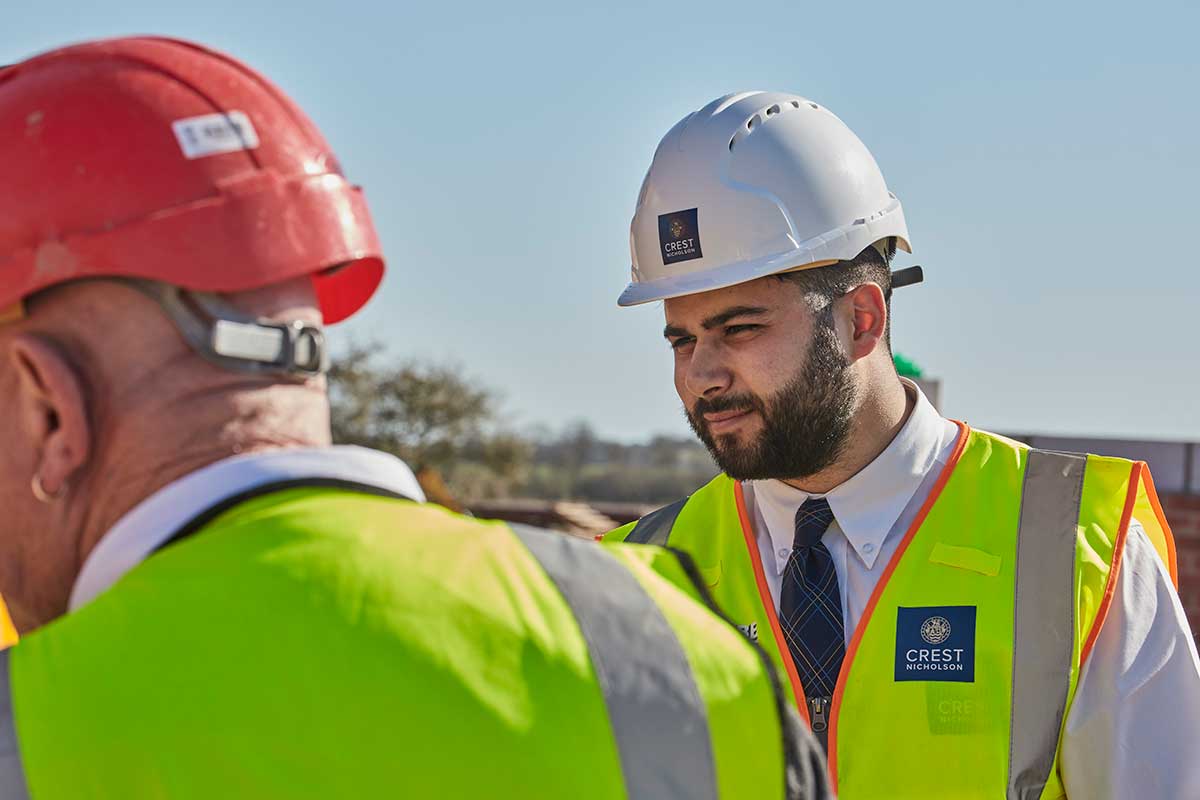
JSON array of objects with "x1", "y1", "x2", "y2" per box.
[{"x1": 5, "y1": 1, "x2": 1198, "y2": 442}]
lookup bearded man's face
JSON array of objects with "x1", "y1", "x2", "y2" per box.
[{"x1": 663, "y1": 276, "x2": 858, "y2": 482}]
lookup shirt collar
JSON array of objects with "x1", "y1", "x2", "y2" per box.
[
  {"x1": 69, "y1": 446, "x2": 425, "y2": 611},
  {"x1": 750, "y1": 379, "x2": 950, "y2": 569}
]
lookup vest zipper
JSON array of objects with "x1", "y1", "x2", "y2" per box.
[{"x1": 808, "y1": 695, "x2": 830, "y2": 752}]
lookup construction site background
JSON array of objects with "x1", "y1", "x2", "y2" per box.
[
  {"x1": 328, "y1": 347, "x2": 1200, "y2": 642},
  {"x1": 460, "y1": 436, "x2": 1200, "y2": 642}
]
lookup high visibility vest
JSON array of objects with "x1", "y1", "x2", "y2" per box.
[
  {"x1": 605, "y1": 425, "x2": 1178, "y2": 798},
  {"x1": 0, "y1": 482, "x2": 810, "y2": 799}
]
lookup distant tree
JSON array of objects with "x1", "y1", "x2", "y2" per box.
[
  {"x1": 648, "y1": 434, "x2": 684, "y2": 468},
  {"x1": 328, "y1": 343, "x2": 530, "y2": 501},
  {"x1": 513, "y1": 423, "x2": 717, "y2": 504},
  {"x1": 329, "y1": 344, "x2": 720, "y2": 506},
  {"x1": 460, "y1": 432, "x2": 531, "y2": 485},
  {"x1": 559, "y1": 421, "x2": 597, "y2": 499}
]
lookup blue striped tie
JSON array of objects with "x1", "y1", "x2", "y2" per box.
[{"x1": 779, "y1": 497, "x2": 844, "y2": 729}]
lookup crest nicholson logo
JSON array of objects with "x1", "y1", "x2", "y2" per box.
[
  {"x1": 658, "y1": 208, "x2": 702, "y2": 265},
  {"x1": 895, "y1": 606, "x2": 976, "y2": 683},
  {"x1": 920, "y1": 616, "x2": 952, "y2": 645}
]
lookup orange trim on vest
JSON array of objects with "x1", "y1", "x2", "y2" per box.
[
  {"x1": 1080, "y1": 463, "x2": 1140, "y2": 666},
  {"x1": 827, "y1": 420, "x2": 970, "y2": 791},
  {"x1": 1138, "y1": 463, "x2": 1178, "y2": 588},
  {"x1": 733, "y1": 481, "x2": 810, "y2": 726},
  {"x1": 0, "y1": 596, "x2": 17, "y2": 650}
]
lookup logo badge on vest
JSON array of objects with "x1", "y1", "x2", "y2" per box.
[
  {"x1": 736, "y1": 622, "x2": 758, "y2": 643},
  {"x1": 658, "y1": 208, "x2": 702, "y2": 265},
  {"x1": 895, "y1": 606, "x2": 976, "y2": 683},
  {"x1": 920, "y1": 616, "x2": 951, "y2": 644}
]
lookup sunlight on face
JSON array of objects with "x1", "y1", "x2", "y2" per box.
[{"x1": 663, "y1": 276, "x2": 856, "y2": 480}]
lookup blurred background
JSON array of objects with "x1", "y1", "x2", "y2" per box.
[{"x1": 5, "y1": 1, "x2": 1199, "y2": 630}]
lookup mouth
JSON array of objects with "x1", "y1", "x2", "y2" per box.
[{"x1": 702, "y1": 408, "x2": 755, "y2": 435}]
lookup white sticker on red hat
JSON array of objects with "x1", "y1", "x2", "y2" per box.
[{"x1": 171, "y1": 111, "x2": 260, "y2": 160}]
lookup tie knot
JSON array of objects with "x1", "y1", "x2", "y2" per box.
[{"x1": 793, "y1": 497, "x2": 834, "y2": 549}]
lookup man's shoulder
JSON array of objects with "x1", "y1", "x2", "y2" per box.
[
  {"x1": 961, "y1": 425, "x2": 1034, "y2": 454},
  {"x1": 600, "y1": 472, "x2": 734, "y2": 543},
  {"x1": 602, "y1": 519, "x2": 638, "y2": 544},
  {"x1": 967, "y1": 427, "x2": 1148, "y2": 472}
]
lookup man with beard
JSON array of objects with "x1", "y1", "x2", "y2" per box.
[{"x1": 604, "y1": 91, "x2": 1199, "y2": 798}]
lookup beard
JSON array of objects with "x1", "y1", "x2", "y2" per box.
[{"x1": 686, "y1": 324, "x2": 857, "y2": 482}]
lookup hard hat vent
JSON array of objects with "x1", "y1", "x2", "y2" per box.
[{"x1": 729, "y1": 98, "x2": 815, "y2": 152}]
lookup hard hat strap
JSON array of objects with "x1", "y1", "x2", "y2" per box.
[
  {"x1": 124, "y1": 279, "x2": 329, "y2": 378},
  {"x1": 890, "y1": 265, "x2": 924, "y2": 289}
]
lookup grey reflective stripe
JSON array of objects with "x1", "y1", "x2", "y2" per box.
[
  {"x1": 0, "y1": 651, "x2": 30, "y2": 800},
  {"x1": 625, "y1": 497, "x2": 687, "y2": 546},
  {"x1": 509, "y1": 524, "x2": 718, "y2": 800},
  {"x1": 1008, "y1": 449, "x2": 1087, "y2": 800}
]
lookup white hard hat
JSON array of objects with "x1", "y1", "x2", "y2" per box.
[{"x1": 619, "y1": 91, "x2": 912, "y2": 307}]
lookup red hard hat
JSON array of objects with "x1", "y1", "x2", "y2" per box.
[{"x1": 0, "y1": 36, "x2": 384, "y2": 324}]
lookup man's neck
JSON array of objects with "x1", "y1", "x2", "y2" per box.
[
  {"x1": 58, "y1": 390, "x2": 332, "y2": 619},
  {"x1": 781, "y1": 377, "x2": 915, "y2": 495},
  {"x1": 14, "y1": 439, "x2": 277, "y2": 633}
]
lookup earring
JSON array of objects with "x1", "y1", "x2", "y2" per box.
[{"x1": 31, "y1": 474, "x2": 61, "y2": 504}]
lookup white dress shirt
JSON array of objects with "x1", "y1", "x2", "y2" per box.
[
  {"x1": 70, "y1": 445, "x2": 425, "y2": 611},
  {"x1": 743, "y1": 379, "x2": 1200, "y2": 799}
]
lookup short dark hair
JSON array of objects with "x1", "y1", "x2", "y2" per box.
[{"x1": 774, "y1": 239, "x2": 896, "y2": 350}]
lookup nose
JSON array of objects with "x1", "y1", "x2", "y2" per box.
[{"x1": 681, "y1": 339, "x2": 733, "y2": 400}]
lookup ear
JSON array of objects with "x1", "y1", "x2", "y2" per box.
[
  {"x1": 843, "y1": 282, "x2": 889, "y2": 362},
  {"x1": 8, "y1": 335, "x2": 90, "y2": 496}
]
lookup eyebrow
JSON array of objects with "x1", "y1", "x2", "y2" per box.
[{"x1": 663, "y1": 305, "x2": 769, "y2": 338}]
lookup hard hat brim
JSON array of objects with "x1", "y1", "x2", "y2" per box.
[
  {"x1": 0, "y1": 172, "x2": 384, "y2": 325},
  {"x1": 618, "y1": 203, "x2": 911, "y2": 307}
]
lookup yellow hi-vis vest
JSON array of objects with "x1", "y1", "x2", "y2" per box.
[
  {"x1": 605, "y1": 425, "x2": 1179, "y2": 799},
  {"x1": 0, "y1": 482, "x2": 820, "y2": 799}
]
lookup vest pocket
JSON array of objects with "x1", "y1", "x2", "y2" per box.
[{"x1": 928, "y1": 543, "x2": 1002, "y2": 577}]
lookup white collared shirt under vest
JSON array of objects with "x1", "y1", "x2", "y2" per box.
[
  {"x1": 744, "y1": 379, "x2": 1200, "y2": 799},
  {"x1": 69, "y1": 445, "x2": 426, "y2": 611}
]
